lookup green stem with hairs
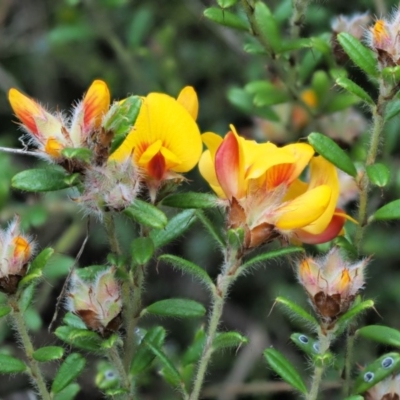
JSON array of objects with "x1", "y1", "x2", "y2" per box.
[
  {"x1": 307, "y1": 328, "x2": 332, "y2": 400},
  {"x1": 189, "y1": 244, "x2": 241, "y2": 400},
  {"x1": 290, "y1": 0, "x2": 310, "y2": 39},
  {"x1": 9, "y1": 297, "x2": 51, "y2": 400},
  {"x1": 343, "y1": 326, "x2": 356, "y2": 397},
  {"x1": 108, "y1": 345, "x2": 134, "y2": 399},
  {"x1": 354, "y1": 89, "x2": 387, "y2": 251},
  {"x1": 103, "y1": 212, "x2": 122, "y2": 255}
]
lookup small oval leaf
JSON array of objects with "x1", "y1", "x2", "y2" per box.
[
  {"x1": 0, "y1": 354, "x2": 26, "y2": 373},
  {"x1": 51, "y1": 353, "x2": 86, "y2": 394},
  {"x1": 150, "y1": 209, "x2": 197, "y2": 248},
  {"x1": 357, "y1": 325, "x2": 400, "y2": 347},
  {"x1": 213, "y1": 332, "x2": 248, "y2": 351},
  {"x1": 161, "y1": 192, "x2": 218, "y2": 209},
  {"x1": 276, "y1": 297, "x2": 318, "y2": 326},
  {"x1": 131, "y1": 237, "x2": 154, "y2": 266},
  {"x1": 372, "y1": 199, "x2": 400, "y2": 221},
  {"x1": 124, "y1": 200, "x2": 168, "y2": 229},
  {"x1": 20, "y1": 248, "x2": 54, "y2": 287},
  {"x1": 308, "y1": 132, "x2": 357, "y2": 176},
  {"x1": 337, "y1": 299, "x2": 374, "y2": 327},
  {"x1": 12, "y1": 168, "x2": 77, "y2": 192},
  {"x1": 263, "y1": 348, "x2": 307, "y2": 394},
  {"x1": 337, "y1": 32, "x2": 378, "y2": 78},
  {"x1": 0, "y1": 304, "x2": 12, "y2": 318},
  {"x1": 203, "y1": 7, "x2": 249, "y2": 31},
  {"x1": 53, "y1": 383, "x2": 80, "y2": 400},
  {"x1": 158, "y1": 254, "x2": 215, "y2": 294},
  {"x1": 353, "y1": 352, "x2": 400, "y2": 394},
  {"x1": 366, "y1": 163, "x2": 390, "y2": 187},
  {"x1": 142, "y1": 299, "x2": 206, "y2": 319},
  {"x1": 33, "y1": 346, "x2": 65, "y2": 362},
  {"x1": 253, "y1": 2, "x2": 281, "y2": 53},
  {"x1": 336, "y1": 77, "x2": 374, "y2": 105}
]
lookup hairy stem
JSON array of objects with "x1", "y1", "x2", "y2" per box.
[
  {"x1": 9, "y1": 297, "x2": 51, "y2": 400},
  {"x1": 290, "y1": 0, "x2": 310, "y2": 39},
  {"x1": 103, "y1": 212, "x2": 121, "y2": 255},
  {"x1": 307, "y1": 329, "x2": 332, "y2": 400},
  {"x1": 189, "y1": 246, "x2": 240, "y2": 400},
  {"x1": 108, "y1": 345, "x2": 134, "y2": 399},
  {"x1": 343, "y1": 326, "x2": 355, "y2": 397},
  {"x1": 355, "y1": 89, "x2": 386, "y2": 251},
  {"x1": 123, "y1": 265, "x2": 145, "y2": 369}
]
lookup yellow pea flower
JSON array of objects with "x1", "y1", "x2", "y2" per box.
[
  {"x1": 109, "y1": 86, "x2": 202, "y2": 195},
  {"x1": 199, "y1": 125, "x2": 348, "y2": 247}
]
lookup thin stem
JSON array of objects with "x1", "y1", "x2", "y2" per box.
[
  {"x1": 9, "y1": 297, "x2": 51, "y2": 400},
  {"x1": 103, "y1": 212, "x2": 121, "y2": 255},
  {"x1": 354, "y1": 93, "x2": 386, "y2": 250},
  {"x1": 189, "y1": 246, "x2": 240, "y2": 400},
  {"x1": 122, "y1": 265, "x2": 145, "y2": 369},
  {"x1": 290, "y1": 0, "x2": 310, "y2": 39},
  {"x1": 240, "y1": 0, "x2": 315, "y2": 118},
  {"x1": 108, "y1": 345, "x2": 134, "y2": 399},
  {"x1": 307, "y1": 329, "x2": 331, "y2": 400},
  {"x1": 343, "y1": 326, "x2": 355, "y2": 397}
]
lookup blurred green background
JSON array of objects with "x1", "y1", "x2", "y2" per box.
[{"x1": 1, "y1": 0, "x2": 400, "y2": 399}]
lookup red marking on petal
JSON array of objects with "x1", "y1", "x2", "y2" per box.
[
  {"x1": 266, "y1": 163, "x2": 295, "y2": 189},
  {"x1": 295, "y1": 208, "x2": 346, "y2": 244},
  {"x1": 147, "y1": 151, "x2": 166, "y2": 181},
  {"x1": 215, "y1": 131, "x2": 241, "y2": 198}
]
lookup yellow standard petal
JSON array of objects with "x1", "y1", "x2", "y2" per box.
[
  {"x1": 177, "y1": 86, "x2": 198, "y2": 120},
  {"x1": 110, "y1": 92, "x2": 202, "y2": 174},
  {"x1": 275, "y1": 185, "x2": 331, "y2": 230},
  {"x1": 198, "y1": 150, "x2": 226, "y2": 198}
]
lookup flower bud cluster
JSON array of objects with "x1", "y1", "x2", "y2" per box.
[
  {"x1": 0, "y1": 218, "x2": 35, "y2": 294},
  {"x1": 297, "y1": 247, "x2": 368, "y2": 327},
  {"x1": 67, "y1": 267, "x2": 122, "y2": 337}
]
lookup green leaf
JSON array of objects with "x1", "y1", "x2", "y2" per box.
[
  {"x1": 245, "y1": 81, "x2": 289, "y2": 107},
  {"x1": 0, "y1": 304, "x2": 11, "y2": 318},
  {"x1": 124, "y1": 200, "x2": 168, "y2": 229},
  {"x1": 19, "y1": 283, "x2": 35, "y2": 312},
  {"x1": 336, "y1": 77, "x2": 374, "y2": 105},
  {"x1": 53, "y1": 383, "x2": 80, "y2": 400},
  {"x1": 217, "y1": 0, "x2": 238, "y2": 7},
  {"x1": 213, "y1": 332, "x2": 248, "y2": 351},
  {"x1": 20, "y1": 248, "x2": 54, "y2": 287},
  {"x1": 324, "y1": 93, "x2": 360, "y2": 113},
  {"x1": 344, "y1": 396, "x2": 364, "y2": 400},
  {"x1": 0, "y1": 354, "x2": 26, "y2": 373},
  {"x1": 337, "y1": 32, "x2": 378, "y2": 77},
  {"x1": 290, "y1": 333, "x2": 333, "y2": 366},
  {"x1": 161, "y1": 192, "x2": 218, "y2": 209},
  {"x1": 263, "y1": 348, "x2": 307, "y2": 394},
  {"x1": 311, "y1": 70, "x2": 330, "y2": 102},
  {"x1": 145, "y1": 341, "x2": 183, "y2": 388},
  {"x1": 385, "y1": 98, "x2": 400, "y2": 121},
  {"x1": 337, "y1": 299, "x2": 374, "y2": 326},
  {"x1": 333, "y1": 236, "x2": 358, "y2": 259},
  {"x1": 142, "y1": 299, "x2": 206, "y2": 319},
  {"x1": 366, "y1": 163, "x2": 391, "y2": 187},
  {"x1": 195, "y1": 210, "x2": 225, "y2": 247},
  {"x1": 12, "y1": 168, "x2": 78, "y2": 192},
  {"x1": 276, "y1": 297, "x2": 318, "y2": 326},
  {"x1": 203, "y1": 7, "x2": 249, "y2": 31},
  {"x1": 51, "y1": 353, "x2": 86, "y2": 394},
  {"x1": 182, "y1": 328, "x2": 206, "y2": 367},
  {"x1": 253, "y1": 2, "x2": 281, "y2": 53},
  {"x1": 150, "y1": 209, "x2": 197, "y2": 248},
  {"x1": 33, "y1": 346, "x2": 64, "y2": 362},
  {"x1": 63, "y1": 312, "x2": 87, "y2": 330},
  {"x1": 158, "y1": 254, "x2": 215, "y2": 294},
  {"x1": 353, "y1": 352, "x2": 400, "y2": 394},
  {"x1": 308, "y1": 132, "x2": 357, "y2": 177},
  {"x1": 357, "y1": 325, "x2": 400, "y2": 347},
  {"x1": 131, "y1": 237, "x2": 154, "y2": 266},
  {"x1": 55, "y1": 326, "x2": 103, "y2": 352},
  {"x1": 61, "y1": 148, "x2": 92, "y2": 163},
  {"x1": 371, "y1": 199, "x2": 400, "y2": 221},
  {"x1": 107, "y1": 96, "x2": 142, "y2": 153},
  {"x1": 130, "y1": 326, "x2": 166, "y2": 375},
  {"x1": 238, "y1": 247, "x2": 304, "y2": 276},
  {"x1": 382, "y1": 66, "x2": 400, "y2": 82}
]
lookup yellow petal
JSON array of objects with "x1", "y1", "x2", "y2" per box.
[
  {"x1": 160, "y1": 146, "x2": 181, "y2": 170},
  {"x1": 83, "y1": 80, "x2": 111, "y2": 130},
  {"x1": 110, "y1": 92, "x2": 202, "y2": 174},
  {"x1": 275, "y1": 185, "x2": 331, "y2": 230},
  {"x1": 9, "y1": 88, "x2": 45, "y2": 136},
  {"x1": 138, "y1": 140, "x2": 163, "y2": 166},
  {"x1": 281, "y1": 143, "x2": 314, "y2": 183},
  {"x1": 177, "y1": 86, "x2": 198, "y2": 120},
  {"x1": 301, "y1": 156, "x2": 339, "y2": 235},
  {"x1": 283, "y1": 179, "x2": 308, "y2": 201},
  {"x1": 45, "y1": 138, "x2": 64, "y2": 158},
  {"x1": 202, "y1": 132, "x2": 223, "y2": 160}
]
